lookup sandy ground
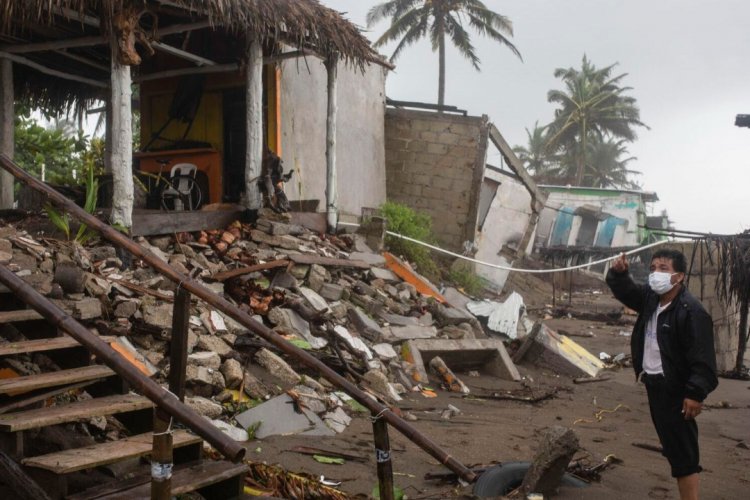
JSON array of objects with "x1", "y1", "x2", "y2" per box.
[{"x1": 246, "y1": 298, "x2": 750, "y2": 499}]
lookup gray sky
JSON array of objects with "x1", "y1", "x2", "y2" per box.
[{"x1": 324, "y1": 0, "x2": 750, "y2": 234}]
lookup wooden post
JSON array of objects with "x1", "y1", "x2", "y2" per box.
[
  {"x1": 0, "y1": 58, "x2": 13, "y2": 209},
  {"x1": 243, "y1": 40, "x2": 263, "y2": 212},
  {"x1": 151, "y1": 408, "x2": 173, "y2": 500},
  {"x1": 568, "y1": 270, "x2": 573, "y2": 306},
  {"x1": 325, "y1": 55, "x2": 338, "y2": 233},
  {"x1": 109, "y1": 57, "x2": 134, "y2": 228},
  {"x1": 169, "y1": 287, "x2": 190, "y2": 401},
  {"x1": 104, "y1": 97, "x2": 113, "y2": 173},
  {"x1": 372, "y1": 414, "x2": 395, "y2": 500}
]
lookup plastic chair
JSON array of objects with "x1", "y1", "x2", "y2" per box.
[{"x1": 161, "y1": 163, "x2": 200, "y2": 211}]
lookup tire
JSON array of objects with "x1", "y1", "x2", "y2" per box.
[{"x1": 473, "y1": 462, "x2": 588, "y2": 497}]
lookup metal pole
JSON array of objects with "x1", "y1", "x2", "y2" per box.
[
  {"x1": 0, "y1": 263, "x2": 245, "y2": 463},
  {"x1": 0, "y1": 155, "x2": 476, "y2": 482}
]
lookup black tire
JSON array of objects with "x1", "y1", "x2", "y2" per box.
[{"x1": 473, "y1": 462, "x2": 588, "y2": 497}]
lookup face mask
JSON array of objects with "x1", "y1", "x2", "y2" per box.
[{"x1": 648, "y1": 271, "x2": 676, "y2": 295}]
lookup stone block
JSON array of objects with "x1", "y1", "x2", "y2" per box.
[
  {"x1": 188, "y1": 351, "x2": 221, "y2": 369},
  {"x1": 255, "y1": 348, "x2": 301, "y2": 386},
  {"x1": 347, "y1": 306, "x2": 383, "y2": 342},
  {"x1": 386, "y1": 324, "x2": 438, "y2": 341},
  {"x1": 402, "y1": 338, "x2": 520, "y2": 382},
  {"x1": 185, "y1": 396, "x2": 223, "y2": 419},
  {"x1": 520, "y1": 426, "x2": 579, "y2": 496},
  {"x1": 319, "y1": 283, "x2": 344, "y2": 301},
  {"x1": 196, "y1": 335, "x2": 233, "y2": 358},
  {"x1": 521, "y1": 324, "x2": 604, "y2": 378},
  {"x1": 221, "y1": 358, "x2": 244, "y2": 389}
]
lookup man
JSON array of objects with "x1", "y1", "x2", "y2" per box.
[{"x1": 606, "y1": 249, "x2": 718, "y2": 500}]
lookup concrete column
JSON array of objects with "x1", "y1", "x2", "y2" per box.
[
  {"x1": 109, "y1": 58, "x2": 134, "y2": 228},
  {"x1": 243, "y1": 40, "x2": 263, "y2": 212},
  {"x1": 325, "y1": 55, "x2": 338, "y2": 233},
  {"x1": 0, "y1": 59, "x2": 14, "y2": 209}
]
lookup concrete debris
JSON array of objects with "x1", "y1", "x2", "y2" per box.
[
  {"x1": 234, "y1": 394, "x2": 334, "y2": 439},
  {"x1": 517, "y1": 324, "x2": 605, "y2": 378},
  {"x1": 207, "y1": 418, "x2": 249, "y2": 442},
  {"x1": 520, "y1": 426, "x2": 580, "y2": 496},
  {"x1": 1, "y1": 214, "x2": 608, "y2": 460},
  {"x1": 186, "y1": 396, "x2": 224, "y2": 419}
]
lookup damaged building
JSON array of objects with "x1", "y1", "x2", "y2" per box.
[{"x1": 384, "y1": 104, "x2": 546, "y2": 291}]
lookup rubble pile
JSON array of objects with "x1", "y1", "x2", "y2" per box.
[{"x1": 0, "y1": 210, "x2": 497, "y2": 440}]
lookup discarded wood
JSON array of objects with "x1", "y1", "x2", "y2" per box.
[
  {"x1": 211, "y1": 260, "x2": 290, "y2": 281},
  {"x1": 468, "y1": 390, "x2": 556, "y2": 403},
  {"x1": 631, "y1": 441, "x2": 663, "y2": 453},
  {"x1": 0, "y1": 156, "x2": 476, "y2": 482},
  {"x1": 0, "y1": 451, "x2": 52, "y2": 500},
  {"x1": 288, "y1": 253, "x2": 371, "y2": 269},
  {"x1": 0, "y1": 380, "x2": 97, "y2": 415},
  {"x1": 104, "y1": 277, "x2": 175, "y2": 302},
  {"x1": 512, "y1": 322, "x2": 542, "y2": 363},
  {"x1": 131, "y1": 209, "x2": 242, "y2": 237},
  {"x1": 287, "y1": 446, "x2": 367, "y2": 463},
  {"x1": 520, "y1": 426, "x2": 579, "y2": 497},
  {"x1": 0, "y1": 309, "x2": 43, "y2": 324},
  {"x1": 573, "y1": 374, "x2": 613, "y2": 384}
]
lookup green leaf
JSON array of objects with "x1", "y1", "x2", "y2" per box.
[
  {"x1": 288, "y1": 338, "x2": 312, "y2": 350},
  {"x1": 372, "y1": 484, "x2": 405, "y2": 500},
  {"x1": 312, "y1": 455, "x2": 345, "y2": 465},
  {"x1": 44, "y1": 203, "x2": 70, "y2": 240}
]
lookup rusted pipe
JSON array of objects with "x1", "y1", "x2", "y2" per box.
[
  {"x1": 0, "y1": 264, "x2": 245, "y2": 462},
  {"x1": 0, "y1": 155, "x2": 477, "y2": 482}
]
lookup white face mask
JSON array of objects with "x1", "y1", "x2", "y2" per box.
[{"x1": 648, "y1": 271, "x2": 677, "y2": 295}]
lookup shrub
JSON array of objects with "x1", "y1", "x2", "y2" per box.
[{"x1": 378, "y1": 202, "x2": 439, "y2": 279}]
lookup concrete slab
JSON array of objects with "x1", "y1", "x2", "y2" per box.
[
  {"x1": 401, "y1": 338, "x2": 521, "y2": 382},
  {"x1": 349, "y1": 251, "x2": 386, "y2": 267},
  {"x1": 370, "y1": 267, "x2": 399, "y2": 282},
  {"x1": 347, "y1": 306, "x2": 383, "y2": 342},
  {"x1": 235, "y1": 394, "x2": 335, "y2": 439},
  {"x1": 378, "y1": 311, "x2": 420, "y2": 326},
  {"x1": 443, "y1": 286, "x2": 472, "y2": 311},
  {"x1": 386, "y1": 324, "x2": 438, "y2": 341},
  {"x1": 523, "y1": 324, "x2": 605, "y2": 378}
]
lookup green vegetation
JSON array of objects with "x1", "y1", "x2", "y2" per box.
[
  {"x1": 367, "y1": 0, "x2": 521, "y2": 106},
  {"x1": 378, "y1": 201, "x2": 439, "y2": 279},
  {"x1": 44, "y1": 161, "x2": 99, "y2": 244},
  {"x1": 448, "y1": 265, "x2": 485, "y2": 296},
  {"x1": 516, "y1": 56, "x2": 647, "y2": 189}
]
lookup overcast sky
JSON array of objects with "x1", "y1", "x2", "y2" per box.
[{"x1": 324, "y1": 0, "x2": 750, "y2": 235}]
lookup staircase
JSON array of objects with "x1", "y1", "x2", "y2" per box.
[{"x1": 0, "y1": 286, "x2": 247, "y2": 499}]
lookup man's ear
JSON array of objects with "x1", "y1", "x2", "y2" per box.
[{"x1": 675, "y1": 272, "x2": 686, "y2": 284}]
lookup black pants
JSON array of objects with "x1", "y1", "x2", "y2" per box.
[{"x1": 643, "y1": 373, "x2": 702, "y2": 478}]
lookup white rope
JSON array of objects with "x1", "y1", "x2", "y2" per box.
[{"x1": 337, "y1": 221, "x2": 669, "y2": 274}]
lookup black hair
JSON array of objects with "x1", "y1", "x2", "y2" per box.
[{"x1": 651, "y1": 249, "x2": 687, "y2": 273}]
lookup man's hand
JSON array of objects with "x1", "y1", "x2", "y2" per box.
[
  {"x1": 682, "y1": 398, "x2": 702, "y2": 419},
  {"x1": 611, "y1": 253, "x2": 629, "y2": 273}
]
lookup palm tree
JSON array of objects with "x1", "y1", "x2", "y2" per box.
[
  {"x1": 546, "y1": 55, "x2": 647, "y2": 185},
  {"x1": 367, "y1": 0, "x2": 521, "y2": 107},
  {"x1": 585, "y1": 136, "x2": 641, "y2": 189},
  {"x1": 513, "y1": 122, "x2": 561, "y2": 183}
]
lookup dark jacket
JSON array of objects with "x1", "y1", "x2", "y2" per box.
[{"x1": 606, "y1": 269, "x2": 718, "y2": 402}]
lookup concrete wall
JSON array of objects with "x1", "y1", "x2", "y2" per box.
[
  {"x1": 536, "y1": 189, "x2": 646, "y2": 248},
  {"x1": 474, "y1": 169, "x2": 534, "y2": 290},
  {"x1": 280, "y1": 58, "x2": 388, "y2": 218},
  {"x1": 384, "y1": 109, "x2": 488, "y2": 251}
]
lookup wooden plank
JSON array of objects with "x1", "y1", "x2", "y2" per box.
[
  {"x1": 22, "y1": 429, "x2": 200, "y2": 474},
  {"x1": 288, "y1": 253, "x2": 371, "y2": 269},
  {"x1": 0, "y1": 335, "x2": 115, "y2": 356},
  {"x1": 210, "y1": 260, "x2": 290, "y2": 281},
  {"x1": 0, "y1": 380, "x2": 97, "y2": 415},
  {"x1": 0, "y1": 51, "x2": 108, "y2": 88},
  {"x1": 0, "y1": 309, "x2": 43, "y2": 324},
  {"x1": 0, "y1": 365, "x2": 114, "y2": 396},
  {"x1": 94, "y1": 461, "x2": 248, "y2": 499},
  {"x1": 0, "y1": 394, "x2": 153, "y2": 432},
  {"x1": 131, "y1": 208, "x2": 242, "y2": 236}
]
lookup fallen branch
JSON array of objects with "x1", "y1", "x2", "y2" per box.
[
  {"x1": 466, "y1": 389, "x2": 556, "y2": 403},
  {"x1": 573, "y1": 374, "x2": 613, "y2": 384},
  {"x1": 104, "y1": 276, "x2": 175, "y2": 302},
  {"x1": 286, "y1": 446, "x2": 368, "y2": 463},
  {"x1": 211, "y1": 259, "x2": 290, "y2": 281}
]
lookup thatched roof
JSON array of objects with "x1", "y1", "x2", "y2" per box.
[{"x1": 0, "y1": 0, "x2": 383, "y2": 113}]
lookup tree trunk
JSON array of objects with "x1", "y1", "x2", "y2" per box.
[
  {"x1": 325, "y1": 55, "x2": 338, "y2": 233},
  {"x1": 243, "y1": 41, "x2": 263, "y2": 212},
  {"x1": 437, "y1": 22, "x2": 446, "y2": 109},
  {"x1": 0, "y1": 58, "x2": 13, "y2": 209},
  {"x1": 574, "y1": 119, "x2": 587, "y2": 185},
  {"x1": 109, "y1": 59, "x2": 134, "y2": 228},
  {"x1": 104, "y1": 97, "x2": 113, "y2": 173}
]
